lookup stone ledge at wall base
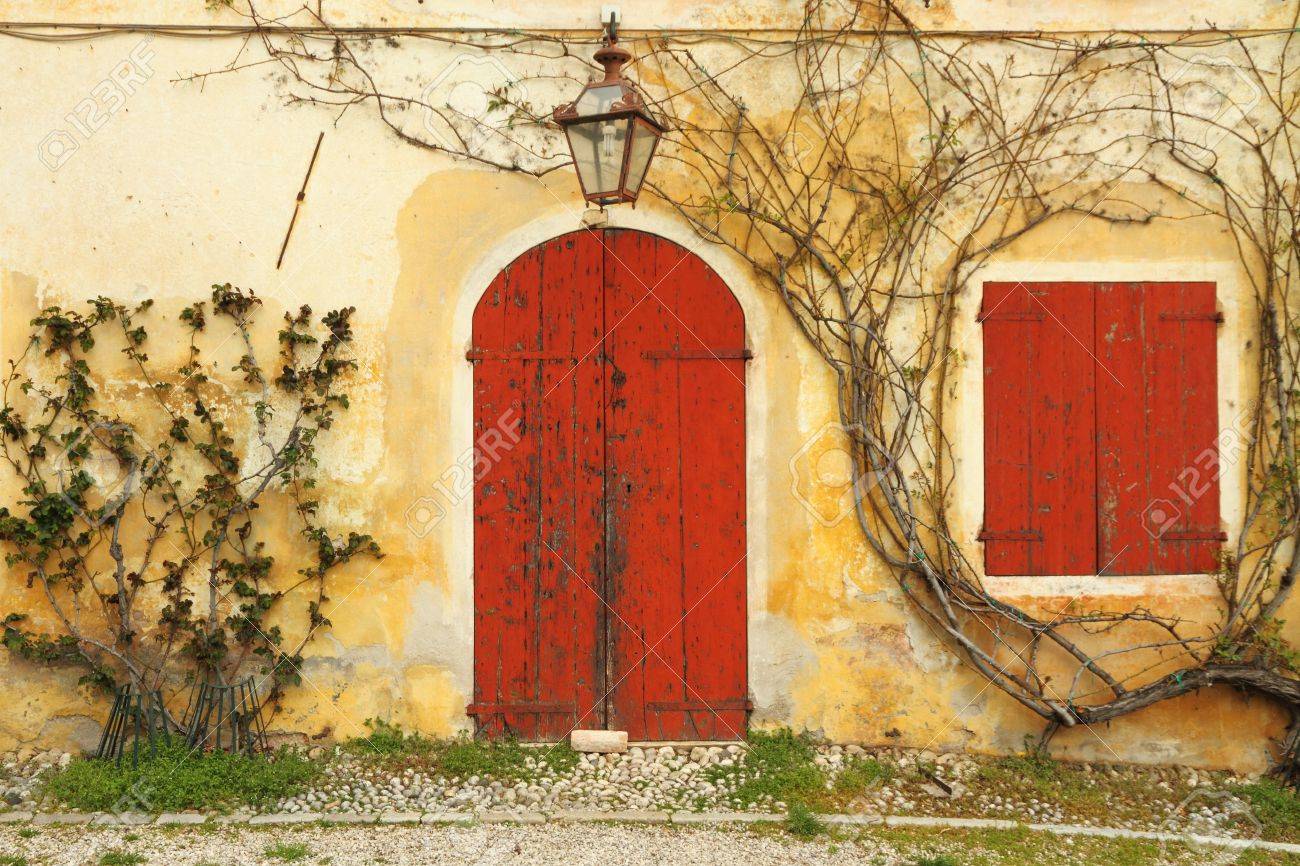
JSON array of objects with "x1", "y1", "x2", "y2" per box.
[
  {"x1": 480, "y1": 811, "x2": 547, "y2": 824},
  {"x1": 552, "y1": 809, "x2": 669, "y2": 823},
  {"x1": 420, "y1": 813, "x2": 474, "y2": 824},
  {"x1": 669, "y1": 812, "x2": 784, "y2": 824},
  {"x1": 88, "y1": 812, "x2": 153, "y2": 826},
  {"x1": 31, "y1": 813, "x2": 93, "y2": 825},
  {"x1": 318, "y1": 813, "x2": 378, "y2": 824},
  {"x1": 378, "y1": 811, "x2": 423, "y2": 824},
  {"x1": 247, "y1": 812, "x2": 320, "y2": 825}
]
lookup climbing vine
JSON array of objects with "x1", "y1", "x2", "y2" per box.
[{"x1": 0, "y1": 285, "x2": 381, "y2": 711}]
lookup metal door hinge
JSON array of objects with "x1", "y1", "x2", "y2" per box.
[
  {"x1": 1159, "y1": 311, "x2": 1224, "y2": 322},
  {"x1": 642, "y1": 348, "x2": 753, "y2": 361},
  {"x1": 977, "y1": 528, "x2": 1043, "y2": 541}
]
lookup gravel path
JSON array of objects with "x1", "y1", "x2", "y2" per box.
[{"x1": 0, "y1": 823, "x2": 892, "y2": 866}]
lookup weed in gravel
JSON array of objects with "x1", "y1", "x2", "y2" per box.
[
  {"x1": 15, "y1": 828, "x2": 36, "y2": 839},
  {"x1": 911, "y1": 855, "x2": 959, "y2": 866},
  {"x1": 874, "y1": 825, "x2": 1176, "y2": 866},
  {"x1": 344, "y1": 721, "x2": 579, "y2": 781},
  {"x1": 98, "y1": 852, "x2": 146, "y2": 866},
  {"x1": 973, "y1": 740, "x2": 1107, "y2": 816},
  {"x1": 264, "y1": 842, "x2": 312, "y2": 862},
  {"x1": 346, "y1": 719, "x2": 437, "y2": 757},
  {"x1": 43, "y1": 743, "x2": 320, "y2": 812},
  {"x1": 708, "y1": 728, "x2": 826, "y2": 810},
  {"x1": 1238, "y1": 849, "x2": 1300, "y2": 865},
  {"x1": 994, "y1": 738, "x2": 1057, "y2": 782},
  {"x1": 0, "y1": 856, "x2": 28, "y2": 866},
  {"x1": 785, "y1": 802, "x2": 826, "y2": 838},
  {"x1": 834, "y1": 757, "x2": 895, "y2": 797},
  {"x1": 1235, "y1": 778, "x2": 1300, "y2": 842},
  {"x1": 439, "y1": 737, "x2": 579, "y2": 780}
]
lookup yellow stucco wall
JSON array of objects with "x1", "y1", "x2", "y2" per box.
[{"x1": 0, "y1": 1, "x2": 1292, "y2": 772}]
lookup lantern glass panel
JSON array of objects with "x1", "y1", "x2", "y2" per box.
[
  {"x1": 624, "y1": 119, "x2": 659, "y2": 196},
  {"x1": 575, "y1": 84, "x2": 626, "y2": 117},
  {"x1": 565, "y1": 116, "x2": 632, "y2": 199}
]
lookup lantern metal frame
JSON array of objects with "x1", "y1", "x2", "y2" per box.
[{"x1": 553, "y1": 23, "x2": 666, "y2": 207}]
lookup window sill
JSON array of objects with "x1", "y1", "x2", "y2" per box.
[{"x1": 981, "y1": 573, "x2": 1222, "y2": 598}]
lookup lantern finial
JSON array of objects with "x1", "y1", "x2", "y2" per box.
[{"x1": 593, "y1": 14, "x2": 630, "y2": 81}]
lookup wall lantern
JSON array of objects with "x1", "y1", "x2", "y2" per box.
[{"x1": 553, "y1": 19, "x2": 665, "y2": 207}]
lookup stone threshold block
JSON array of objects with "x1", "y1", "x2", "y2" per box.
[{"x1": 570, "y1": 730, "x2": 628, "y2": 753}]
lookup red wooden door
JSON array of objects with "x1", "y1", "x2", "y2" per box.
[{"x1": 470, "y1": 229, "x2": 747, "y2": 741}]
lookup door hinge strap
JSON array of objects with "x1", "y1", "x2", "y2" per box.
[
  {"x1": 466, "y1": 349, "x2": 578, "y2": 362},
  {"x1": 466, "y1": 702, "x2": 577, "y2": 715},
  {"x1": 1159, "y1": 529, "x2": 1227, "y2": 541},
  {"x1": 1159, "y1": 312, "x2": 1224, "y2": 322},
  {"x1": 645, "y1": 699, "x2": 753, "y2": 712},
  {"x1": 642, "y1": 349, "x2": 753, "y2": 361},
  {"x1": 978, "y1": 528, "x2": 1043, "y2": 541},
  {"x1": 977, "y1": 310, "x2": 1046, "y2": 323}
]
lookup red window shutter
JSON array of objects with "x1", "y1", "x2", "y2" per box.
[
  {"x1": 981, "y1": 282, "x2": 1098, "y2": 576},
  {"x1": 1095, "y1": 282, "x2": 1221, "y2": 574}
]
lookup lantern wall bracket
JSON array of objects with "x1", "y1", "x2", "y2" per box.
[{"x1": 601, "y1": 7, "x2": 621, "y2": 38}]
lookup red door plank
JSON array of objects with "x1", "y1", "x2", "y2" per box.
[
  {"x1": 603, "y1": 230, "x2": 748, "y2": 741},
  {"x1": 1096, "y1": 282, "x2": 1220, "y2": 574},
  {"x1": 472, "y1": 231, "x2": 605, "y2": 739},
  {"x1": 671, "y1": 247, "x2": 748, "y2": 742},
  {"x1": 982, "y1": 282, "x2": 1098, "y2": 576}
]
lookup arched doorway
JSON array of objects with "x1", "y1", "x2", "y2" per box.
[{"x1": 468, "y1": 228, "x2": 748, "y2": 742}]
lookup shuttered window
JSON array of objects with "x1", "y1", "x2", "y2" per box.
[{"x1": 980, "y1": 281, "x2": 1222, "y2": 576}]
